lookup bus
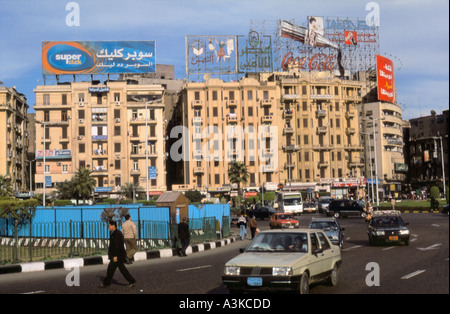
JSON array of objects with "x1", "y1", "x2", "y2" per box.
[{"x1": 277, "y1": 191, "x2": 303, "y2": 215}]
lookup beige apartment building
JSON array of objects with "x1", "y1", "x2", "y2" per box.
[
  {"x1": 33, "y1": 80, "x2": 167, "y2": 198},
  {"x1": 360, "y1": 101, "x2": 409, "y2": 199},
  {"x1": 0, "y1": 86, "x2": 30, "y2": 194},
  {"x1": 176, "y1": 70, "x2": 364, "y2": 197}
]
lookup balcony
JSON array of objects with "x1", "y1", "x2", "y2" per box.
[
  {"x1": 283, "y1": 144, "x2": 300, "y2": 151},
  {"x1": 191, "y1": 100, "x2": 203, "y2": 109},
  {"x1": 226, "y1": 115, "x2": 238, "y2": 124},
  {"x1": 260, "y1": 99, "x2": 272, "y2": 107},
  {"x1": 284, "y1": 162, "x2": 295, "y2": 169},
  {"x1": 226, "y1": 100, "x2": 239, "y2": 108},
  {"x1": 318, "y1": 161, "x2": 329, "y2": 168},
  {"x1": 348, "y1": 162, "x2": 364, "y2": 168},
  {"x1": 316, "y1": 126, "x2": 327, "y2": 134},
  {"x1": 192, "y1": 116, "x2": 203, "y2": 124},
  {"x1": 193, "y1": 167, "x2": 204, "y2": 174},
  {"x1": 283, "y1": 109, "x2": 294, "y2": 119},
  {"x1": 261, "y1": 115, "x2": 273, "y2": 124},
  {"x1": 316, "y1": 110, "x2": 326, "y2": 118},
  {"x1": 345, "y1": 127, "x2": 356, "y2": 135},
  {"x1": 345, "y1": 111, "x2": 356, "y2": 119},
  {"x1": 283, "y1": 126, "x2": 294, "y2": 135}
]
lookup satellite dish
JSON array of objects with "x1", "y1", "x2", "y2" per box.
[{"x1": 203, "y1": 73, "x2": 211, "y2": 81}]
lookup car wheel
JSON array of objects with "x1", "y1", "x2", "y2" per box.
[
  {"x1": 299, "y1": 272, "x2": 310, "y2": 294},
  {"x1": 327, "y1": 264, "x2": 339, "y2": 287},
  {"x1": 404, "y1": 239, "x2": 409, "y2": 246},
  {"x1": 333, "y1": 212, "x2": 340, "y2": 219},
  {"x1": 339, "y1": 240, "x2": 344, "y2": 250},
  {"x1": 360, "y1": 211, "x2": 367, "y2": 218}
]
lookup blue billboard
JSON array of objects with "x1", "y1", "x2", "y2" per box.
[{"x1": 42, "y1": 41, "x2": 156, "y2": 75}]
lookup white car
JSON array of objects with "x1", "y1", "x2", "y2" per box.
[{"x1": 223, "y1": 229, "x2": 342, "y2": 294}]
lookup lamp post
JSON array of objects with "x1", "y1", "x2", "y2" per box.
[
  {"x1": 35, "y1": 120, "x2": 48, "y2": 207},
  {"x1": 360, "y1": 132, "x2": 374, "y2": 202}
]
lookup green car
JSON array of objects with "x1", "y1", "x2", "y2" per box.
[{"x1": 222, "y1": 229, "x2": 342, "y2": 294}]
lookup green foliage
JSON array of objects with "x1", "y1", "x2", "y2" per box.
[
  {"x1": 0, "y1": 175, "x2": 13, "y2": 198},
  {"x1": 73, "y1": 167, "x2": 96, "y2": 203},
  {"x1": 0, "y1": 199, "x2": 39, "y2": 224},
  {"x1": 430, "y1": 186, "x2": 441, "y2": 210},
  {"x1": 185, "y1": 190, "x2": 203, "y2": 203}
]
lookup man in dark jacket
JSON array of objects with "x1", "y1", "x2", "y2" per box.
[
  {"x1": 177, "y1": 217, "x2": 190, "y2": 257},
  {"x1": 100, "y1": 221, "x2": 136, "y2": 288}
]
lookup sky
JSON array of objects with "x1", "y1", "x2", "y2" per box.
[{"x1": 0, "y1": 0, "x2": 448, "y2": 120}]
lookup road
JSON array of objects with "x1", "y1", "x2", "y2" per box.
[{"x1": 0, "y1": 212, "x2": 447, "y2": 296}]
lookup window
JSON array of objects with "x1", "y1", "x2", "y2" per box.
[
  {"x1": 247, "y1": 90, "x2": 253, "y2": 100},
  {"x1": 115, "y1": 159, "x2": 121, "y2": 170},
  {"x1": 79, "y1": 143, "x2": 85, "y2": 153},
  {"x1": 62, "y1": 94, "x2": 67, "y2": 105},
  {"x1": 79, "y1": 110, "x2": 85, "y2": 119},
  {"x1": 44, "y1": 111, "x2": 50, "y2": 122},
  {"x1": 317, "y1": 232, "x2": 331, "y2": 251},
  {"x1": 212, "y1": 91, "x2": 218, "y2": 101},
  {"x1": 44, "y1": 165, "x2": 50, "y2": 173},
  {"x1": 114, "y1": 143, "x2": 121, "y2": 153},
  {"x1": 310, "y1": 233, "x2": 318, "y2": 252},
  {"x1": 62, "y1": 165, "x2": 68, "y2": 173},
  {"x1": 43, "y1": 94, "x2": 50, "y2": 106},
  {"x1": 114, "y1": 126, "x2": 121, "y2": 136},
  {"x1": 114, "y1": 93, "x2": 120, "y2": 102}
]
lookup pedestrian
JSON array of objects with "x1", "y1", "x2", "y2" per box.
[
  {"x1": 238, "y1": 213, "x2": 246, "y2": 240},
  {"x1": 248, "y1": 215, "x2": 258, "y2": 239},
  {"x1": 100, "y1": 221, "x2": 136, "y2": 288},
  {"x1": 122, "y1": 214, "x2": 137, "y2": 264},
  {"x1": 390, "y1": 198, "x2": 396, "y2": 210},
  {"x1": 178, "y1": 217, "x2": 190, "y2": 257}
]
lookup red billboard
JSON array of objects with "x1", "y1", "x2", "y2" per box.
[{"x1": 376, "y1": 55, "x2": 395, "y2": 103}]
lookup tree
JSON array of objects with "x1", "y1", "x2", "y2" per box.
[
  {"x1": 121, "y1": 182, "x2": 144, "y2": 202},
  {"x1": 0, "y1": 175, "x2": 13, "y2": 198},
  {"x1": 185, "y1": 190, "x2": 203, "y2": 203},
  {"x1": 430, "y1": 186, "x2": 440, "y2": 210},
  {"x1": 73, "y1": 167, "x2": 96, "y2": 205},
  {"x1": 227, "y1": 161, "x2": 249, "y2": 206}
]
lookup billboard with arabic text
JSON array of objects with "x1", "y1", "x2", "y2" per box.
[
  {"x1": 376, "y1": 55, "x2": 395, "y2": 103},
  {"x1": 42, "y1": 41, "x2": 156, "y2": 75}
]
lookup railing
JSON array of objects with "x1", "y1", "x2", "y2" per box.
[{"x1": 0, "y1": 216, "x2": 230, "y2": 264}]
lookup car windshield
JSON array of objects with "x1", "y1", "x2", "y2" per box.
[
  {"x1": 246, "y1": 232, "x2": 308, "y2": 253},
  {"x1": 372, "y1": 216, "x2": 403, "y2": 227},
  {"x1": 284, "y1": 198, "x2": 301, "y2": 205},
  {"x1": 277, "y1": 214, "x2": 294, "y2": 220},
  {"x1": 310, "y1": 221, "x2": 338, "y2": 231}
]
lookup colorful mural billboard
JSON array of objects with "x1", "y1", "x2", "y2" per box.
[{"x1": 42, "y1": 41, "x2": 156, "y2": 75}]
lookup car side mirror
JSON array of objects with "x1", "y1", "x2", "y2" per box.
[{"x1": 313, "y1": 247, "x2": 323, "y2": 255}]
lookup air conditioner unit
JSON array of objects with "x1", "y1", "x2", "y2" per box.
[
  {"x1": 77, "y1": 136, "x2": 82, "y2": 140},
  {"x1": 115, "y1": 101, "x2": 120, "y2": 106},
  {"x1": 57, "y1": 162, "x2": 61, "y2": 166},
  {"x1": 115, "y1": 118, "x2": 120, "y2": 123},
  {"x1": 79, "y1": 102, "x2": 84, "y2": 107},
  {"x1": 79, "y1": 119, "x2": 84, "y2": 124}
]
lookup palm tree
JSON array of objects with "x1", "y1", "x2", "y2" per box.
[
  {"x1": 0, "y1": 175, "x2": 13, "y2": 198},
  {"x1": 227, "y1": 161, "x2": 249, "y2": 206},
  {"x1": 73, "y1": 167, "x2": 96, "y2": 205},
  {"x1": 121, "y1": 182, "x2": 144, "y2": 203}
]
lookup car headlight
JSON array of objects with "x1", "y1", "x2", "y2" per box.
[
  {"x1": 399, "y1": 229, "x2": 409, "y2": 235},
  {"x1": 331, "y1": 235, "x2": 339, "y2": 240},
  {"x1": 272, "y1": 267, "x2": 292, "y2": 276},
  {"x1": 376, "y1": 231, "x2": 385, "y2": 236},
  {"x1": 225, "y1": 266, "x2": 240, "y2": 276}
]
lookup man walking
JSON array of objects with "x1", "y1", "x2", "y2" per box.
[
  {"x1": 100, "y1": 221, "x2": 136, "y2": 288},
  {"x1": 122, "y1": 214, "x2": 137, "y2": 264},
  {"x1": 178, "y1": 217, "x2": 190, "y2": 257}
]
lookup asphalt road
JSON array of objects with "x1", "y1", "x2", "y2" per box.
[{"x1": 0, "y1": 212, "x2": 447, "y2": 296}]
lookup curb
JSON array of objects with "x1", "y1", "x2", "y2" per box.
[{"x1": 0, "y1": 237, "x2": 238, "y2": 275}]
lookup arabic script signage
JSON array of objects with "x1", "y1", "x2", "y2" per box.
[
  {"x1": 376, "y1": 55, "x2": 395, "y2": 103},
  {"x1": 42, "y1": 41, "x2": 156, "y2": 75},
  {"x1": 281, "y1": 52, "x2": 337, "y2": 71}
]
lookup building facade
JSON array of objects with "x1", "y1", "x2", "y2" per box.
[
  {"x1": 174, "y1": 70, "x2": 365, "y2": 198},
  {"x1": 360, "y1": 101, "x2": 409, "y2": 199},
  {"x1": 33, "y1": 80, "x2": 167, "y2": 198},
  {"x1": 405, "y1": 110, "x2": 449, "y2": 190},
  {"x1": 0, "y1": 86, "x2": 30, "y2": 194}
]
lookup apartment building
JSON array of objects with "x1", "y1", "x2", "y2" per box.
[
  {"x1": 175, "y1": 70, "x2": 364, "y2": 197},
  {"x1": 0, "y1": 86, "x2": 30, "y2": 194},
  {"x1": 33, "y1": 80, "x2": 167, "y2": 198},
  {"x1": 360, "y1": 101, "x2": 409, "y2": 199}
]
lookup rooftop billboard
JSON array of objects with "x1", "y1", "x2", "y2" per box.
[{"x1": 42, "y1": 41, "x2": 156, "y2": 75}]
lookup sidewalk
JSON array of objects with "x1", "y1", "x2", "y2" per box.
[{"x1": 0, "y1": 236, "x2": 237, "y2": 275}]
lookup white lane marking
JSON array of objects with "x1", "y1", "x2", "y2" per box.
[
  {"x1": 342, "y1": 245, "x2": 362, "y2": 251},
  {"x1": 21, "y1": 290, "x2": 45, "y2": 294},
  {"x1": 382, "y1": 246, "x2": 396, "y2": 251},
  {"x1": 401, "y1": 270, "x2": 426, "y2": 280},
  {"x1": 177, "y1": 265, "x2": 212, "y2": 272},
  {"x1": 417, "y1": 243, "x2": 442, "y2": 251}
]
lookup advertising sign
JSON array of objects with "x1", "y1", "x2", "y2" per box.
[
  {"x1": 186, "y1": 35, "x2": 238, "y2": 74},
  {"x1": 376, "y1": 55, "x2": 395, "y2": 103},
  {"x1": 42, "y1": 41, "x2": 156, "y2": 75},
  {"x1": 238, "y1": 31, "x2": 273, "y2": 73},
  {"x1": 36, "y1": 149, "x2": 72, "y2": 160}
]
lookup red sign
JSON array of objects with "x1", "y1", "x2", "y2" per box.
[
  {"x1": 244, "y1": 191, "x2": 258, "y2": 198},
  {"x1": 344, "y1": 31, "x2": 358, "y2": 45},
  {"x1": 282, "y1": 52, "x2": 336, "y2": 71},
  {"x1": 376, "y1": 55, "x2": 395, "y2": 103}
]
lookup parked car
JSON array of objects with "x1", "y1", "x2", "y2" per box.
[
  {"x1": 318, "y1": 196, "x2": 334, "y2": 214},
  {"x1": 230, "y1": 212, "x2": 239, "y2": 227},
  {"x1": 222, "y1": 229, "x2": 342, "y2": 294},
  {"x1": 308, "y1": 217, "x2": 345, "y2": 249},
  {"x1": 327, "y1": 199, "x2": 366, "y2": 218},
  {"x1": 248, "y1": 206, "x2": 277, "y2": 220},
  {"x1": 270, "y1": 213, "x2": 300, "y2": 229},
  {"x1": 303, "y1": 202, "x2": 318, "y2": 213},
  {"x1": 368, "y1": 210, "x2": 410, "y2": 246}
]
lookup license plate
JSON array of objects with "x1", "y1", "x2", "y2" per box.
[
  {"x1": 388, "y1": 236, "x2": 398, "y2": 241},
  {"x1": 247, "y1": 277, "x2": 263, "y2": 286},
  {"x1": 289, "y1": 225, "x2": 294, "y2": 229}
]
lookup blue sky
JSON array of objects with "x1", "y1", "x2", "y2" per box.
[{"x1": 0, "y1": 0, "x2": 448, "y2": 119}]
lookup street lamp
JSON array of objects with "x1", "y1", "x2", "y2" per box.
[
  {"x1": 360, "y1": 132, "x2": 374, "y2": 202},
  {"x1": 362, "y1": 117, "x2": 385, "y2": 206},
  {"x1": 35, "y1": 120, "x2": 48, "y2": 207}
]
